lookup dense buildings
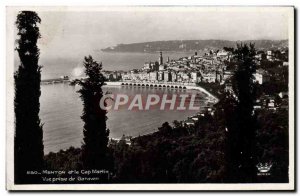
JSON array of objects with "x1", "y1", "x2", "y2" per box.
[
  {"x1": 115, "y1": 51, "x2": 230, "y2": 84},
  {"x1": 101, "y1": 47, "x2": 289, "y2": 114},
  {"x1": 103, "y1": 48, "x2": 288, "y2": 110}
]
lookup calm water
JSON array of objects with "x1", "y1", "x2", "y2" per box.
[
  {"x1": 40, "y1": 84, "x2": 208, "y2": 153},
  {"x1": 16, "y1": 51, "x2": 208, "y2": 153}
]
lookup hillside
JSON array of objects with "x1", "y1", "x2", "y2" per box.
[{"x1": 102, "y1": 40, "x2": 288, "y2": 53}]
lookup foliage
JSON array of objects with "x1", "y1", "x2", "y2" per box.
[
  {"x1": 260, "y1": 60, "x2": 283, "y2": 70},
  {"x1": 44, "y1": 105, "x2": 288, "y2": 183},
  {"x1": 224, "y1": 43, "x2": 258, "y2": 182},
  {"x1": 14, "y1": 11, "x2": 44, "y2": 184},
  {"x1": 256, "y1": 81, "x2": 288, "y2": 97},
  {"x1": 76, "y1": 56, "x2": 110, "y2": 170},
  {"x1": 256, "y1": 110, "x2": 289, "y2": 182},
  {"x1": 108, "y1": 119, "x2": 226, "y2": 183},
  {"x1": 45, "y1": 147, "x2": 82, "y2": 171}
]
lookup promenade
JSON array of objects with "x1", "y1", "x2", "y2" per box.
[{"x1": 105, "y1": 81, "x2": 218, "y2": 102}]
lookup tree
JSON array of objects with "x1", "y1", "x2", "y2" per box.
[
  {"x1": 158, "y1": 122, "x2": 172, "y2": 135},
  {"x1": 224, "y1": 43, "x2": 258, "y2": 182},
  {"x1": 77, "y1": 56, "x2": 109, "y2": 170},
  {"x1": 14, "y1": 11, "x2": 44, "y2": 184},
  {"x1": 173, "y1": 120, "x2": 182, "y2": 128}
]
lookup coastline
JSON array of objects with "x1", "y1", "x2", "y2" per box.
[
  {"x1": 104, "y1": 81, "x2": 219, "y2": 102},
  {"x1": 41, "y1": 81, "x2": 215, "y2": 153},
  {"x1": 104, "y1": 81, "x2": 219, "y2": 142}
]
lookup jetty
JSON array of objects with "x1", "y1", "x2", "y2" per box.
[
  {"x1": 41, "y1": 76, "x2": 71, "y2": 85},
  {"x1": 105, "y1": 81, "x2": 219, "y2": 103}
]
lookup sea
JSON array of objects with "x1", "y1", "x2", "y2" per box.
[{"x1": 16, "y1": 51, "x2": 209, "y2": 154}]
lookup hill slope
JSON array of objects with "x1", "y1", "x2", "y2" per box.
[{"x1": 102, "y1": 40, "x2": 288, "y2": 53}]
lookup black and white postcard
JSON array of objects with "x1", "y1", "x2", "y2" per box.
[{"x1": 6, "y1": 6, "x2": 295, "y2": 191}]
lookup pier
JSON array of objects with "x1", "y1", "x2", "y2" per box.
[
  {"x1": 105, "y1": 81, "x2": 218, "y2": 102},
  {"x1": 41, "y1": 78, "x2": 218, "y2": 102},
  {"x1": 41, "y1": 78, "x2": 70, "y2": 85}
]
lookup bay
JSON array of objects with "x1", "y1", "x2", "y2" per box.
[
  {"x1": 15, "y1": 51, "x2": 208, "y2": 154},
  {"x1": 40, "y1": 83, "x2": 208, "y2": 154}
]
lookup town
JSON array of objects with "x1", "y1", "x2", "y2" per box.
[
  {"x1": 41, "y1": 46, "x2": 289, "y2": 130},
  {"x1": 102, "y1": 47, "x2": 289, "y2": 112}
]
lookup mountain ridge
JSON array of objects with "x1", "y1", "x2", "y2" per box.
[{"x1": 102, "y1": 39, "x2": 288, "y2": 53}]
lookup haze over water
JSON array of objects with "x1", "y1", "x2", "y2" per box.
[{"x1": 39, "y1": 51, "x2": 194, "y2": 79}]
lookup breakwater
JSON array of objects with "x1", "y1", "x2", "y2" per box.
[{"x1": 105, "y1": 81, "x2": 218, "y2": 103}]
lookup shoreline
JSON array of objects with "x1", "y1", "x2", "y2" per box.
[
  {"x1": 104, "y1": 81, "x2": 219, "y2": 143},
  {"x1": 42, "y1": 81, "x2": 219, "y2": 154},
  {"x1": 104, "y1": 81, "x2": 219, "y2": 102}
]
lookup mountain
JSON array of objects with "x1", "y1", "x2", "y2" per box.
[{"x1": 101, "y1": 40, "x2": 288, "y2": 53}]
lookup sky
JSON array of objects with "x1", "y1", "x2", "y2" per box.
[{"x1": 17, "y1": 7, "x2": 290, "y2": 59}]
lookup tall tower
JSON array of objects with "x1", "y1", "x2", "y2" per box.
[{"x1": 159, "y1": 51, "x2": 163, "y2": 65}]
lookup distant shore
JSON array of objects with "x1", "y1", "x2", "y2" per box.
[{"x1": 101, "y1": 39, "x2": 288, "y2": 53}]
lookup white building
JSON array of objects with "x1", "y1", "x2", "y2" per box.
[
  {"x1": 279, "y1": 92, "x2": 288, "y2": 99},
  {"x1": 142, "y1": 63, "x2": 151, "y2": 71},
  {"x1": 139, "y1": 72, "x2": 150, "y2": 81},
  {"x1": 217, "y1": 50, "x2": 229, "y2": 57},
  {"x1": 149, "y1": 72, "x2": 158, "y2": 81},
  {"x1": 202, "y1": 73, "x2": 216, "y2": 83},
  {"x1": 267, "y1": 50, "x2": 272, "y2": 56},
  {"x1": 164, "y1": 72, "x2": 171, "y2": 82},
  {"x1": 123, "y1": 73, "x2": 134, "y2": 81},
  {"x1": 179, "y1": 72, "x2": 190, "y2": 82},
  {"x1": 283, "y1": 62, "x2": 289, "y2": 66},
  {"x1": 158, "y1": 72, "x2": 164, "y2": 81},
  {"x1": 191, "y1": 72, "x2": 200, "y2": 83},
  {"x1": 223, "y1": 70, "x2": 233, "y2": 81},
  {"x1": 171, "y1": 72, "x2": 177, "y2": 82},
  {"x1": 254, "y1": 69, "x2": 270, "y2": 84},
  {"x1": 266, "y1": 50, "x2": 274, "y2": 61},
  {"x1": 159, "y1": 65, "x2": 166, "y2": 71}
]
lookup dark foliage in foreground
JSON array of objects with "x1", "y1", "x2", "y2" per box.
[
  {"x1": 45, "y1": 147, "x2": 82, "y2": 171},
  {"x1": 224, "y1": 44, "x2": 258, "y2": 182},
  {"x1": 256, "y1": 109, "x2": 289, "y2": 183},
  {"x1": 76, "y1": 56, "x2": 110, "y2": 170},
  {"x1": 45, "y1": 108, "x2": 288, "y2": 183},
  {"x1": 14, "y1": 11, "x2": 44, "y2": 184},
  {"x1": 109, "y1": 117, "x2": 226, "y2": 183}
]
